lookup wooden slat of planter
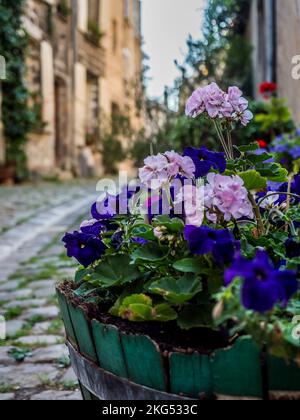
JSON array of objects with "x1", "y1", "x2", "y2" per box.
[
  {"x1": 268, "y1": 356, "x2": 300, "y2": 392},
  {"x1": 68, "y1": 302, "x2": 98, "y2": 363},
  {"x1": 169, "y1": 352, "x2": 212, "y2": 398},
  {"x1": 56, "y1": 287, "x2": 77, "y2": 348},
  {"x1": 212, "y1": 337, "x2": 263, "y2": 399},
  {"x1": 92, "y1": 320, "x2": 128, "y2": 379},
  {"x1": 121, "y1": 333, "x2": 166, "y2": 392}
]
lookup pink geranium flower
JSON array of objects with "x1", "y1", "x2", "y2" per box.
[
  {"x1": 175, "y1": 184, "x2": 204, "y2": 227},
  {"x1": 204, "y1": 173, "x2": 254, "y2": 222},
  {"x1": 185, "y1": 82, "x2": 253, "y2": 126},
  {"x1": 164, "y1": 151, "x2": 196, "y2": 178},
  {"x1": 228, "y1": 86, "x2": 248, "y2": 111},
  {"x1": 202, "y1": 83, "x2": 233, "y2": 119},
  {"x1": 139, "y1": 154, "x2": 169, "y2": 189},
  {"x1": 185, "y1": 87, "x2": 206, "y2": 118}
]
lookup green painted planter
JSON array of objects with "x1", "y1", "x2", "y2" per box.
[{"x1": 56, "y1": 283, "x2": 300, "y2": 401}]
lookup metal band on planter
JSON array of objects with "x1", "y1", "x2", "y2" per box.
[{"x1": 67, "y1": 342, "x2": 191, "y2": 400}]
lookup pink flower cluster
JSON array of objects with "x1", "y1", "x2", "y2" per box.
[
  {"x1": 204, "y1": 173, "x2": 254, "y2": 222},
  {"x1": 186, "y1": 83, "x2": 253, "y2": 126},
  {"x1": 174, "y1": 184, "x2": 204, "y2": 227},
  {"x1": 139, "y1": 151, "x2": 195, "y2": 189}
]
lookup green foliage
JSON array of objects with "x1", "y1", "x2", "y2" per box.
[
  {"x1": 172, "y1": 258, "x2": 203, "y2": 274},
  {"x1": 0, "y1": 0, "x2": 34, "y2": 180},
  {"x1": 8, "y1": 347, "x2": 32, "y2": 363},
  {"x1": 177, "y1": 304, "x2": 214, "y2": 330},
  {"x1": 87, "y1": 20, "x2": 104, "y2": 46},
  {"x1": 57, "y1": 0, "x2": 71, "y2": 18},
  {"x1": 102, "y1": 112, "x2": 133, "y2": 174},
  {"x1": 111, "y1": 294, "x2": 177, "y2": 322},
  {"x1": 102, "y1": 136, "x2": 126, "y2": 175},
  {"x1": 131, "y1": 242, "x2": 168, "y2": 264},
  {"x1": 255, "y1": 98, "x2": 295, "y2": 140},
  {"x1": 176, "y1": 0, "x2": 252, "y2": 97},
  {"x1": 148, "y1": 275, "x2": 202, "y2": 304},
  {"x1": 90, "y1": 255, "x2": 141, "y2": 288}
]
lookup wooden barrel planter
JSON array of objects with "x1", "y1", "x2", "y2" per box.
[{"x1": 56, "y1": 282, "x2": 300, "y2": 401}]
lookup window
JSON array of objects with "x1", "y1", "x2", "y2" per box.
[
  {"x1": 87, "y1": 73, "x2": 100, "y2": 136},
  {"x1": 124, "y1": 0, "x2": 130, "y2": 20},
  {"x1": 111, "y1": 102, "x2": 120, "y2": 135},
  {"x1": 88, "y1": 0, "x2": 100, "y2": 25},
  {"x1": 112, "y1": 20, "x2": 118, "y2": 53},
  {"x1": 133, "y1": 0, "x2": 141, "y2": 36}
]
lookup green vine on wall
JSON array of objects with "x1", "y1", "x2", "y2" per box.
[{"x1": 0, "y1": 0, "x2": 35, "y2": 180}]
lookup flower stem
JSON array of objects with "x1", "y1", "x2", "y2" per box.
[
  {"x1": 248, "y1": 193, "x2": 264, "y2": 236},
  {"x1": 213, "y1": 120, "x2": 231, "y2": 159},
  {"x1": 257, "y1": 192, "x2": 300, "y2": 208}
]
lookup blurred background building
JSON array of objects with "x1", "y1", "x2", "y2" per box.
[
  {"x1": 2, "y1": 0, "x2": 143, "y2": 179},
  {"x1": 248, "y1": 0, "x2": 300, "y2": 124}
]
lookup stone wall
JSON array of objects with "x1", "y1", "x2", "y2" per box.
[{"x1": 0, "y1": 0, "x2": 143, "y2": 178}]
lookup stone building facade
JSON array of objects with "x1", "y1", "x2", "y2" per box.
[
  {"x1": 248, "y1": 0, "x2": 300, "y2": 124},
  {"x1": 1, "y1": 0, "x2": 143, "y2": 178}
]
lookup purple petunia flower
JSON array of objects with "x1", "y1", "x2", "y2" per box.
[
  {"x1": 184, "y1": 225, "x2": 239, "y2": 265},
  {"x1": 270, "y1": 144, "x2": 289, "y2": 154},
  {"x1": 290, "y1": 146, "x2": 300, "y2": 160},
  {"x1": 225, "y1": 251, "x2": 298, "y2": 313},
  {"x1": 62, "y1": 232, "x2": 106, "y2": 267},
  {"x1": 183, "y1": 146, "x2": 226, "y2": 178},
  {"x1": 80, "y1": 219, "x2": 104, "y2": 236},
  {"x1": 132, "y1": 237, "x2": 148, "y2": 245},
  {"x1": 285, "y1": 238, "x2": 300, "y2": 258}
]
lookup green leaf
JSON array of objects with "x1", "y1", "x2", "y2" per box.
[
  {"x1": 177, "y1": 304, "x2": 214, "y2": 330},
  {"x1": 238, "y1": 170, "x2": 267, "y2": 190},
  {"x1": 131, "y1": 225, "x2": 156, "y2": 241},
  {"x1": 255, "y1": 163, "x2": 288, "y2": 182},
  {"x1": 74, "y1": 283, "x2": 98, "y2": 298},
  {"x1": 246, "y1": 152, "x2": 274, "y2": 164},
  {"x1": 173, "y1": 258, "x2": 203, "y2": 274},
  {"x1": 120, "y1": 303, "x2": 153, "y2": 322},
  {"x1": 131, "y1": 242, "x2": 168, "y2": 264},
  {"x1": 111, "y1": 294, "x2": 177, "y2": 322},
  {"x1": 90, "y1": 255, "x2": 140, "y2": 288},
  {"x1": 152, "y1": 304, "x2": 178, "y2": 322},
  {"x1": 148, "y1": 275, "x2": 202, "y2": 304},
  {"x1": 75, "y1": 267, "x2": 90, "y2": 283},
  {"x1": 236, "y1": 143, "x2": 259, "y2": 153},
  {"x1": 154, "y1": 216, "x2": 185, "y2": 233}
]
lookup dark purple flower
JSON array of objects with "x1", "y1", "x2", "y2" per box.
[
  {"x1": 111, "y1": 231, "x2": 124, "y2": 250},
  {"x1": 91, "y1": 194, "x2": 117, "y2": 220},
  {"x1": 183, "y1": 147, "x2": 226, "y2": 178},
  {"x1": 92, "y1": 187, "x2": 137, "y2": 220},
  {"x1": 80, "y1": 219, "x2": 104, "y2": 236},
  {"x1": 62, "y1": 232, "x2": 106, "y2": 267},
  {"x1": 184, "y1": 226, "x2": 239, "y2": 265},
  {"x1": 270, "y1": 144, "x2": 289, "y2": 154},
  {"x1": 132, "y1": 237, "x2": 148, "y2": 245},
  {"x1": 265, "y1": 174, "x2": 300, "y2": 206},
  {"x1": 225, "y1": 251, "x2": 298, "y2": 313},
  {"x1": 290, "y1": 146, "x2": 300, "y2": 160},
  {"x1": 285, "y1": 238, "x2": 300, "y2": 258}
]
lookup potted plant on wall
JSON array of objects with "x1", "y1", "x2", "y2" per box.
[{"x1": 57, "y1": 82, "x2": 300, "y2": 401}]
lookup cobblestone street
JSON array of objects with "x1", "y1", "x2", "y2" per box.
[{"x1": 0, "y1": 181, "x2": 97, "y2": 400}]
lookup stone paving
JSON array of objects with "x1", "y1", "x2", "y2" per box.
[{"x1": 0, "y1": 181, "x2": 97, "y2": 400}]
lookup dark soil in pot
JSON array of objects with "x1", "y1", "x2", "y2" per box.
[{"x1": 60, "y1": 281, "x2": 232, "y2": 355}]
